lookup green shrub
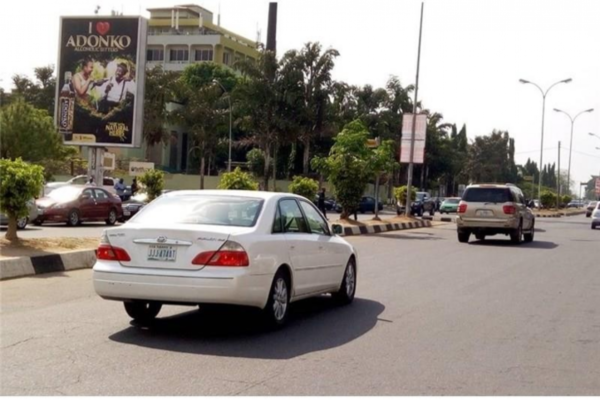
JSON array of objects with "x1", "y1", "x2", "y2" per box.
[
  {"x1": 289, "y1": 176, "x2": 319, "y2": 200},
  {"x1": 218, "y1": 167, "x2": 259, "y2": 190},
  {"x1": 138, "y1": 169, "x2": 165, "y2": 202},
  {"x1": 246, "y1": 148, "x2": 266, "y2": 177},
  {"x1": 540, "y1": 190, "x2": 557, "y2": 208},
  {"x1": 394, "y1": 185, "x2": 417, "y2": 205},
  {"x1": 0, "y1": 158, "x2": 45, "y2": 240},
  {"x1": 561, "y1": 195, "x2": 572, "y2": 206}
]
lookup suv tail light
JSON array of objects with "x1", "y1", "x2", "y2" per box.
[
  {"x1": 192, "y1": 241, "x2": 249, "y2": 267},
  {"x1": 458, "y1": 202, "x2": 467, "y2": 214},
  {"x1": 503, "y1": 205, "x2": 517, "y2": 215},
  {"x1": 97, "y1": 243, "x2": 131, "y2": 261}
]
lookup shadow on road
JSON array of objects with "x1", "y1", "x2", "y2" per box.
[
  {"x1": 366, "y1": 233, "x2": 442, "y2": 240},
  {"x1": 469, "y1": 240, "x2": 558, "y2": 249},
  {"x1": 109, "y1": 297, "x2": 384, "y2": 360}
]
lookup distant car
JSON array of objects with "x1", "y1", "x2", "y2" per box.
[
  {"x1": 0, "y1": 199, "x2": 39, "y2": 230},
  {"x1": 591, "y1": 202, "x2": 600, "y2": 230},
  {"x1": 439, "y1": 197, "x2": 461, "y2": 214},
  {"x1": 567, "y1": 200, "x2": 585, "y2": 209},
  {"x1": 35, "y1": 186, "x2": 123, "y2": 226},
  {"x1": 313, "y1": 196, "x2": 337, "y2": 211},
  {"x1": 44, "y1": 176, "x2": 119, "y2": 196},
  {"x1": 586, "y1": 201, "x2": 598, "y2": 218},
  {"x1": 93, "y1": 191, "x2": 357, "y2": 326},
  {"x1": 530, "y1": 199, "x2": 541, "y2": 209},
  {"x1": 121, "y1": 190, "x2": 173, "y2": 221},
  {"x1": 335, "y1": 196, "x2": 383, "y2": 214}
]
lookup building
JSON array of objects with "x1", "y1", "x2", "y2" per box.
[{"x1": 111, "y1": 4, "x2": 260, "y2": 173}]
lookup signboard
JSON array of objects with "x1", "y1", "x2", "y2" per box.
[
  {"x1": 400, "y1": 139, "x2": 425, "y2": 164},
  {"x1": 366, "y1": 138, "x2": 380, "y2": 148},
  {"x1": 102, "y1": 152, "x2": 116, "y2": 170},
  {"x1": 523, "y1": 175, "x2": 534, "y2": 182},
  {"x1": 402, "y1": 114, "x2": 427, "y2": 140},
  {"x1": 129, "y1": 161, "x2": 154, "y2": 177},
  {"x1": 400, "y1": 114, "x2": 427, "y2": 164},
  {"x1": 55, "y1": 16, "x2": 147, "y2": 148},
  {"x1": 596, "y1": 177, "x2": 600, "y2": 195}
]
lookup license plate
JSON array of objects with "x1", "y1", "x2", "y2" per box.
[
  {"x1": 123, "y1": 210, "x2": 131, "y2": 216},
  {"x1": 476, "y1": 210, "x2": 494, "y2": 217},
  {"x1": 147, "y1": 245, "x2": 177, "y2": 262}
]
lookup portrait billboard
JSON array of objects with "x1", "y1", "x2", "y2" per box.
[{"x1": 55, "y1": 17, "x2": 147, "y2": 148}]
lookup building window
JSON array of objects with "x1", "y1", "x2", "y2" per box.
[
  {"x1": 223, "y1": 52, "x2": 231, "y2": 66},
  {"x1": 170, "y1": 49, "x2": 189, "y2": 62},
  {"x1": 147, "y1": 49, "x2": 164, "y2": 61},
  {"x1": 194, "y1": 49, "x2": 213, "y2": 61}
]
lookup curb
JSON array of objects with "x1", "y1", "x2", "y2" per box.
[
  {"x1": 534, "y1": 211, "x2": 586, "y2": 218},
  {"x1": 0, "y1": 250, "x2": 96, "y2": 281},
  {"x1": 342, "y1": 220, "x2": 432, "y2": 236},
  {"x1": 440, "y1": 217, "x2": 453, "y2": 222}
]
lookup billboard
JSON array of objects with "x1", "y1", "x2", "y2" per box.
[
  {"x1": 129, "y1": 161, "x2": 155, "y2": 177},
  {"x1": 55, "y1": 17, "x2": 147, "y2": 148},
  {"x1": 596, "y1": 177, "x2": 600, "y2": 195},
  {"x1": 400, "y1": 113, "x2": 427, "y2": 164}
]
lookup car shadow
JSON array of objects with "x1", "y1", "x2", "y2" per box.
[
  {"x1": 366, "y1": 233, "x2": 442, "y2": 240},
  {"x1": 109, "y1": 297, "x2": 384, "y2": 360},
  {"x1": 469, "y1": 240, "x2": 558, "y2": 249}
]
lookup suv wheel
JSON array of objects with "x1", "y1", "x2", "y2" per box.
[
  {"x1": 475, "y1": 233, "x2": 485, "y2": 241},
  {"x1": 524, "y1": 222, "x2": 535, "y2": 243},
  {"x1": 510, "y1": 223, "x2": 523, "y2": 244},
  {"x1": 458, "y1": 230, "x2": 470, "y2": 243}
]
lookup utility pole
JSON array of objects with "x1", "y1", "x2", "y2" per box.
[
  {"x1": 405, "y1": 2, "x2": 424, "y2": 217},
  {"x1": 556, "y1": 141, "x2": 561, "y2": 210}
]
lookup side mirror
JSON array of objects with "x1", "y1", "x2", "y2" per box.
[
  {"x1": 81, "y1": 194, "x2": 91, "y2": 201},
  {"x1": 331, "y1": 224, "x2": 343, "y2": 235}
]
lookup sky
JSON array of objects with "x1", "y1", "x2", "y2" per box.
[{"x1": 1, "y1": 0, "x2": 599, "y2": 192}]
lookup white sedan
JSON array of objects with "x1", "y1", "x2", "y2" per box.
[{"x1": 93, "y1": 190, "x2": 357, "y2": 327}]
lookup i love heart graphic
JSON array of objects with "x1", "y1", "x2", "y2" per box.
[{"x1": 96, "y1": 21, "x2": 110, "y2": 35}]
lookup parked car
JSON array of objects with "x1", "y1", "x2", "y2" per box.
[
  {"x1": 456, "y1": 184, "x2": 535, "y2": 244},
  {"x1": 0, "y1": 199, "x2": 39, "y2": 230},
  {"x1": 398, "y1": 192, "x2": 435, "y2": 217},
  {"x1": 313, "y1": 196, "x2": 338, "y2": 211},
  {"x1": 35, "y1": 186, "x2": 123, "y2": 226},
  {"x1": 586, "y1": 201, "x2": 598, "y2": 218},
  {"x1": 93, "y1": 191, "x2": 357, "y2": 327},
  {"x1": 567, "y1": 200, "x2": 585, "y2": 209},
  {"x1": 334, "y1": 196, "x2": 383, "y2": 214},
  {"x1": 44, "y1": 176, "x2": 119, "y2": 196},
  {"x1": 439, "y1": 197, "x2": 461, "y2": 214},
  {"x1": 121, "y1": 190, "x2": 173, "y2": 221},
  {"x1": 591, "y1": 202, "x2": 600, "y2": 230}
]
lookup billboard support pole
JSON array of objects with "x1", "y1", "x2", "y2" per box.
[
  {"x1": 405, "y1": 2, "x2": 424, "y2": 217},
  {"x1": 87, "y1": 147, "x2": 104, "y2": 186}
]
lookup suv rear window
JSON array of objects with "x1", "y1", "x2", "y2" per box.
[{"x1": 463, "y1": 188, "x2": 512, "y2": 203}]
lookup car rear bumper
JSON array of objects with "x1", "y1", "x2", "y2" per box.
[
  {"x1": 457, "y1": 216, "x2": 519, "y2": 231},
  {"x1": 93, "y1": 261, "x2": 273, "y2": 309}
]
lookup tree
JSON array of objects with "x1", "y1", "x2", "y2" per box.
[
  {"x1": 172, "y1": 62, "x2": 237, "y2": 189},
  {"x1": 0, "y1": 158, "x2": 44, "y2": 240},
  {"x1": 540, "y1": 190, "x2": 557, "y2": 209},
  {"x1": 312, "y1": 120, "x2": 372, "y2": 219},
  {"x1": 10, "y1": 66, "x2": 56, "y2": 114},
  {"x1": 0, "y1": 98, "x2": 70, "y2": 179},
  {"x1": 466, "y1": 130, "x2": 518, "y2": 184},
  {"x1": 138, "y1": 169, "x2": 165, "y2": 202},
  {"x1": 218, "y1": 167, "x2": 259, "y2": 190},
  {"x1": 369, "y1": 139, "x2": 398, "y2": 219},
  {"x1": 394, "y1": 185, "x2": 417, "y2": 206},
  {"x1": 246, "y1": 148, "x2": 267, "y2": 178},
  {"x1": 289, "y1": 176, "x2": 319, "y2": 200},
  {"x1": 143, "y1": 66, "x2": 178, "y2": 158}
]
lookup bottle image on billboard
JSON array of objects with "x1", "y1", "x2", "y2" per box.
[{"x1": 58, "y1": 71, "x2": 75, "y2": 141}]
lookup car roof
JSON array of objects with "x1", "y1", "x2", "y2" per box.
[
  {"x1": 162, "y1": 190, "x2": 305, "y2": 201},
  {"x1": 467, "y1": 184, "x2": 514, "y2": 189}
]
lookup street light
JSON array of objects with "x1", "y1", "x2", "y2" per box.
[
  {"x1": 519, "y1": 77, "x2": 572, "y2": 200},
  {"x1": 553, "y1": 108, "x2": 594, "y2": 195},
  {"x1": 590, "y1": 132, "x2": 600, "y2": 140},
  {"x1": 212, "y1": 79, "x2": 233, "y2": 173}
]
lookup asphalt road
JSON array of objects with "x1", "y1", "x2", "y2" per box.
[{"x1": 1, "y1": 215, "x2": 598, "y2": 395}]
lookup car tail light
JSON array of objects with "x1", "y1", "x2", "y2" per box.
[
  {"x1": 96, "y1": 244, "x2": 131, "y2": 261},
  {"x1": 503, "y1": 205, "x2": 517, "y2": 215},
  {"x1": 458, "y1": 202, "x2": 467, "y2": 214},
  {"x1": 192, "y1": 241, "x2": 249, "y2": 267}
]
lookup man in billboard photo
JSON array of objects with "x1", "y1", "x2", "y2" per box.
[
  {"x1": 96, "y1": 62, "x2": 135, "y2": 114},
  {"x1": 72, "y1": 57, "x2": 106, "y2": 101}
]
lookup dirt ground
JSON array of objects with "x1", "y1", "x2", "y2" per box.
[{"x1": 0, "y1": 237, "x2": 99, "y2": 259}]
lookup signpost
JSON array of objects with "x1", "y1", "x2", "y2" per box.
[{"x1": 129, "y1": 161, "x2": 154, "y2": 177}]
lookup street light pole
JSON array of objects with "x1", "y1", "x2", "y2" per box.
[
  {"x1": 553, "y1": 108, "x2": 594, "y2": 195},
  {"x1": 213, "y1": 79, "x2": 233, "y2": 173},
  {"x1": 519, "y1": 78, "x2": 571, "y2": 200}
]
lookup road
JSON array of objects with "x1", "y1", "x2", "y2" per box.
[{"x1": 1, "y1": 215, "x2": 598, "y2": 395}]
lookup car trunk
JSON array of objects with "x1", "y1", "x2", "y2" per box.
[{"x1": 105, "y1": 224, "x2": 247, "y2": 270}]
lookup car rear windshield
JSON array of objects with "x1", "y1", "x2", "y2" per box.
[
  {"x1": 446, "y1": 198, "x2": 460, "y2": 204},
  {"x1": 131, "y1": 195, "x2": 264, "y2": 227},
  {"x1": 462, "y1": 188, "x2": 512, "y2": 203}
]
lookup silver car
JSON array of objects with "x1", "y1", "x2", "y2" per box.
[{"x1": 0, "y1": 199, "x2": 39, "y2": 230}]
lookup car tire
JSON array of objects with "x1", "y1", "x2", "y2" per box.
[
  {"x1": 430, "y1": 208, "x2": 435, "y2": 216},
  {"x1": 67, "y1": 209, "x2": 80, "y2": 227},
  {"x1": 124, "y1": 301, "x2": 162, "y2": 322},
  {"x1": 475, "y1": 233, "x2": 485, "y2": 241},
  {"x1": 458, "y1": 231, "x2": 470, "y2": 243},
  {"x1": 510, "y1": 223, "x2": 523, "y2": 244},
  {"x1": 264, "y1": 269, "x2": 290, "y2": 328},
  {"x1": 524, "y1": 222, "x2": 535, "y2": 243},
  {"x1": 17, "y1": 217, "x2": 28, "y2": 230},
  {"x1": 418, "y1": 208, "x2": 423, "y2": 217},
  {"x1": 592, "y1": 224, "x2": 597, "y2": 230},
  {"x1": 333, "y1": 257, "x2": 357, "y2": 306},
  {"x1": 106, "y1": 208, "x2": 117, "y2": 226},
  {"x1": 33, "y1": 219, "x2": 43, "y2": 226}
]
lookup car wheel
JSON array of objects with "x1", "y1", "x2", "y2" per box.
[
  {"x1": 124, "y1": 301, "x2": 162, "y2": 323},
  {"x1": 106, "y1": 208, "x2": 117, "y2": 226},
  {"x1": 418, "y1": 208, "x2": 423, "y2": 217},
  {"x1": 430, "y1": 208, "x2": 435, "y2": 216},
  {"x1": 33, "y1": 219, "x2": 43, "y2": 226},
  {"x1": 475, "y1": 233, "x2": 485, "y2": 241},
  {"x1": 67, "y1": 209, "x2": 80, "y2": 226},
  {"x1": 458, "y1": 231, "x2": 470, "y2": 243},
  {"x1": 524, "y1": 222, "x2": 535, "y2": 243},
  {"x1": 17, "y1": 217, "x2": 28, "y2": 230},
  {"x1": 592, "y1": 224, "x2": 597, "y2": 230},
  {"x1": 333, "y1": 257, "x2": 357, "y2": 305},
  {"x1": 510, "y1": 223, "x2": 523, "y2": 244},
  {"x1": 264, "y1": 269, "x2": 290, "y2": 327}
]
